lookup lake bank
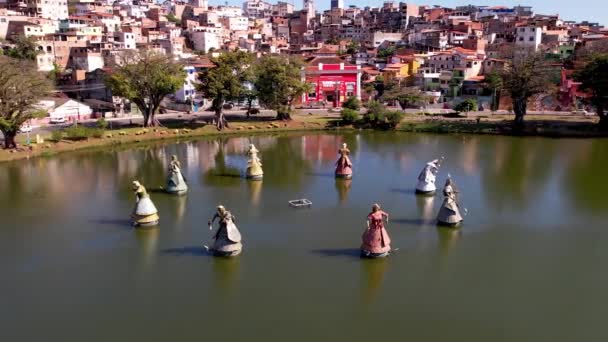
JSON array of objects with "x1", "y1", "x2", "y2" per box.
[
  {"x1": 0, "y1": 116, "x2": 332, "y2": 163},
  {"x1": 1, "y1": 113, "x2": 605, "y2": 163},
  {"x1": 397, "y1": 113, "x2": 606, "y2": 137}
]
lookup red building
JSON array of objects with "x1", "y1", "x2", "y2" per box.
[{"x1": 302, "y1": 56, "x2": 362, "y2": 108}]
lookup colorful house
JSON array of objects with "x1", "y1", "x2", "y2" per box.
[{"x1": 302, "y1": 56, "x2": 362, "y2": 108}]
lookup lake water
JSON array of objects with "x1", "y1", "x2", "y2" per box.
[{"x1": 1, "y1": 132, "x2": 608, "y2": 341}]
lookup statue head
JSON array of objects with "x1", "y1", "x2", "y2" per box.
[
  {"x1": 372, "y1": 203, "x2": 381, "y2": 212},
  {"x1": 171, "y1": 155, "x2": 178, "y2": 161},
  {"x1": 217, "y1": 205, "x2": 226, "y2": 214},
  {"x1": 342, "y1": 143, "x2": 347, "y2": 149},
  {"x1": 132, "y1": 180, "x2": 142, "y2": 190},
  {"x1": 444, "y1": 177, "x2": 453, "y2": 187}
]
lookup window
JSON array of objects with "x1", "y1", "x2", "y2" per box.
[
  {"x1": 519, "y1": 37, "x2": 524, "y2": 41},
  {"x1": 529, "y1": 37, "x2": 534, "y2": 41}
]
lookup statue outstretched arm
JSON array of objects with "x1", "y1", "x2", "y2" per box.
[{"x1": 208, "y1": 213, "x2": 220, "y2": 227}]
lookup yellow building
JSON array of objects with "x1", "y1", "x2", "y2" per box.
[{"x1": 383, "y1": 57, "x2": 421, "y2": 85}]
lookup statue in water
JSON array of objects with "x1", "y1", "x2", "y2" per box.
[
  {"x1": 131, "y1": 180, "x2": 159, "y2": 227},
  {"x1": 436, "y1": 177, "x2": 464, "y2": 227},
  {"x1": 335, "y1": 143, "x2": 353, "y2": 179},
  {"x1": 208, "y1": 205, "x2": 243, "y2": 256},
  {"x1": 245, "y1": 144, "x2": 264, "y2": 180},
  {"x1": 166, "y1": 155, "x2": 188, "y2": 195},
  {"x1": 361, "y1": 203, "x2": 391, "y2": 258},
  {"x1": 416, "y1": 158, "x2": 442, "y2": 194}
]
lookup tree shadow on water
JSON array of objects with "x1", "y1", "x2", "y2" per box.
[
  {"x1": 161, "y1": 246, "x2": 213, "y2": 257},
  {"x1": 312, "y1": 248, "x2": 362, "y2": 259}
]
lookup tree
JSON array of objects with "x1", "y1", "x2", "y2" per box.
[
  {"x1": 105, "y1": 50, "x2": 185, "y2": 127},
  {"x1": 6, "y1": 35, "x2": 40, "y2": 61},
  {"x1": 198, "y1": 50, "x2": 253, "y2": 129},
  {"x1": 484, "y1": 71, "x2": 503, "y2": 111},
  {"x1": 382, "y1": 85, "x2": 429, "y2": 110},
  {"x1": 454, "y1": 99, "x2": 478, "y2": 112},
  {"x1": 377, "y1": 46, "x2": 396, "y2": 58},
  {"x1": 254, "y1": 55, "x2": 308, "y2": 120},
  {"x1": 342, "y1": 96, "x2": 361, "y2": 111},
  {"x1": 0, "y1": 57, "x2": 51, "y2": 149},
  {"x1": 500, "y1": 50, "x2": 552, "y2": 125},
  {"x1": 575, "y1": 54, "x2": 608, "y2": 127},
  {"x1": 346, "y1": 41, "x2": 360, "y2": 55}
]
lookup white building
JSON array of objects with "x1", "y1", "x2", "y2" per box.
[
  {"x1": 39, "y1": 98, "x2": 94, "y2": 121},
  {"x1": 243, "y1": 0, "x2": 271, "y2": 19},
  {"x1": 215, "y1": 6, "x2": 243, "y2": 18},
  {"x1": 114, "y1": 31, "x2": 136, "y2": 49},
  {"x1": 175, "y1": 66, "x2": 197, "y2": 102},
  {"x1": 515, "y1": 25, "x2": 542, "y2": 50},
  {"x1": 190, "y1": 29, "x2": 220, "y2": 53},
  {"x1": 303, "y1": 0, "x2": 315, "y2": 16},
  {"x1": 220, "y1": 16, "x2": 248, "y2": 32},
  {"x1": 190, "y1": 0, "x2": 208, "y2": 11},
  {"x1": 272, "y1": 2, "x2": 294, "y2": 17},
  {"x1": 369, "y1": 31, "x2": 403, "y2": 47},
  {"x1": 8, "y1": 0, "x2": 68, "y2": 21}
]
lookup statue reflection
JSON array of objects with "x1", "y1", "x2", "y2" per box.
[
  {"x1": 335, "y1": 179, "x2": 352, "y2": 204},
  {"x1": 172, "y1": 194, "x2": 187, "y2": 225},
  {"x1": 247, "y1": 179, "x2": 263, "y2": 206},
  {"x1": 135, "y1": 228, "x2": 159, "y2": 271},
  {"x1": 212, "y1": 257, "x2": 240, "y2": 300},
  {"x1": 436, "y1": 227, "x2": 461, "y2": 270},
  {"x1": 415, "y1": 195, "x2": 435, "y2": 225},
  {"x1": 360, "y1": 258, "x2": 389, "y2": 307}
]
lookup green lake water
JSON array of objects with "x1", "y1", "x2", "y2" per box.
[{"x1": 1, "y1": 132, "x2": 608, "y2": 341}]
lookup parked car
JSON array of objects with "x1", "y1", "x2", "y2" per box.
[
  {"x1": 49, "y1": 116, "x2": 66, "y2": 124},
  {"x1": 18, "y1": 124, "x2": 33, "y2": 133}
]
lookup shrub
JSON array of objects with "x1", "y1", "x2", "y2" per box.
[
  {"x1": 96, "y1": 118, "x2": 109, "y2": 130},
  {"x1": 342, "y1": 96, "x2": 361, "y2": 111},
  {"x1": 341, "y1": 108, "x2": 360, "y2": 123},
  {"x1": 50, "y1": 130, "x2": 63, "y2": 142},
  {"x1": 383, "y1": 110, "x2": 405, "y2": 129},
  {"x1": 91, "y1": 128, "x2": 104, "y2": 138},
  {"x1": 453, "y1": 99, "x2": 478, "y2": 112},
  {"x1": 362, "y1": 101, "x2": 404, "y2": 129},
  {"x1": 363, "y1": 100, "x2": 386, "y2": 124},
  {"x1": 62, "y1": 125, "x2": 104, "y2": 141},
  {"x1": 64, "y1": 125, "x2": 90, "y2": 141}
]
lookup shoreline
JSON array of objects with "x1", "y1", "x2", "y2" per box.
[
  {"x1": 0, "y1": 117, "x2": 333, "y2": 163},
  {"x1": 1, "y1": 115, "x2": 606, "y2": 163}
]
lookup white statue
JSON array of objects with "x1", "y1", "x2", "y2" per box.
[
  {"x1": 416, "y1": 158, "x2": 442, "y2": 194},
  {"x1": 246, "y1": 144, "x2": 263, "y2": 180}
]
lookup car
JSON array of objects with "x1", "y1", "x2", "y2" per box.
[
  {"x1": 18, "y1": 124, "x2": 33, "y2": 133},
  {"x1": 49, "y1": 116, "x2": 66, "y2": 124}
]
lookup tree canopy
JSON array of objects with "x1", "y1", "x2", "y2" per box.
[
  {"x1": 198, "y1": 50, "x2": 254, "y2": 129},
  {"x1": 382, "y1": 85, "x2": 430, "y2": 110},
  {"x1": 0, "y1": 56, "x2": 51, "y2": 149},
  {"x1": 500, "y1": 50, "x2": 553, "y2": 125},
  {"x1": 6, "y1": 35, "x2": 40, "y2": 61},
  {"x1": 575, "y1": 53, "x2": 608, "y2": 127},
  {"x1": 253, "y1": 55, "x2": 308, "y2": 120},
  {"x1": 105, "y1": 50, "x2": 186, "y2": 127}
]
